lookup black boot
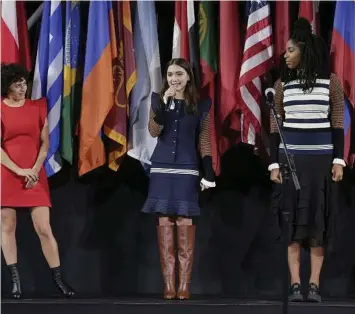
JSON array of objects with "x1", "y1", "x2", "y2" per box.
[
  {"x1": 8, "y1": 264, "x2": 22, "y2": 299},
  {"x1": 51, "y1": 266, "x2": 75, "y2": 298}
]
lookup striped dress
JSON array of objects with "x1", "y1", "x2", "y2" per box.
[{"x1": 270, "y1": 74, "x2": 344, "y2": 249}]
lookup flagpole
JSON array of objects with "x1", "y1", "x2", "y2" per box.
[{"x1": 27, "y1": 3, "x2": 44, "y2": 30}]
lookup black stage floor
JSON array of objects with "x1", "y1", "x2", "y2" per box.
[{"x1": 2, "y1": 297, "x2": 355, "y2": 314}]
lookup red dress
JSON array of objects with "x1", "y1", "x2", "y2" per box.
[{"x1": 1, "y1": 98, "x2": 52, "y2": 208}]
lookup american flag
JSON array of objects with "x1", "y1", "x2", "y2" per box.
[{"x1": 238, "y1": 0, "x2": 273, "y2": 147}]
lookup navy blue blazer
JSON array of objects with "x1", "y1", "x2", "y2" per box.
[{"x1": 149, "y1": 92, "x2": 211, "y2": 168}]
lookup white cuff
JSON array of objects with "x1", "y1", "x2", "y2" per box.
[
  {"x1": 200, "y1": 178, "x2": 216, "y2": 188},
  {"x1": 333, "y1": 158, "x2": 346, "y2": 167},
  {"x1": 268, "y1": 163, "x2": 280, "y2": 171}
]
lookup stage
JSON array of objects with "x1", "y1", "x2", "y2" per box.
[{"x1": 2, "y1": 297, "x2": 355, "y2": 314}]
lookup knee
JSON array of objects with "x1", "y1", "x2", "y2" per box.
[
  {"x1": 288, "y1": 242, "x2": 301, "y2": 253},
  {"x1": 158, "y1": 216, "x2": 175, "y2": 226},
  {"x1": 34, "y1": 223, "x2": 54, "y2": 239},
  {"x1": 2, "y1": 216, "x2": 16, "y2": 234},
  {"x1": 176, "y1": 217, "x2": 193, "y2": 226}
]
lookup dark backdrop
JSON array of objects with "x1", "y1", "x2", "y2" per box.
[{"x1": 2, "y1": 1, "x2": 355, "y2": 299}]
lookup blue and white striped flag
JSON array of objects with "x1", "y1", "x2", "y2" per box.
[
  {"x1": 127, "y1": 0, "x2": 162, "y2": 166},
  {"x1": 32, "y1": 1, "x2": 63, "y2": 176}
]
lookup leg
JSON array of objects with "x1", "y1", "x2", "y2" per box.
[
  {"x1": 1, "y1": 208, "x2": 22, "y2": 299},
  {"x1": 309, "y1": 246, "x2": 324, "y2": 286},
  {"x1": 31, "y1": 206, "x2": 75, "y2": 297},
  {"x1": 288, "y1": 242, "x2": 301, "y2": 285},
  {"x1": 31, "y1": 206, "x2": 59, "y2": 267},
  {"x1": 176, "y1": 217, "x2": 195, "y2": 300},
  {"x1": 288, "y1": 242, "x2": 303, "y2": 302},
  {"x1": 157, "y1": 216, "x2": 176, "y2": 299},
  {"x1": 307, "y1": 246, "x2": 324, "y2": 302},
  {"x1": 1, "y1": 208, "x2": 18, "y2": 265}
]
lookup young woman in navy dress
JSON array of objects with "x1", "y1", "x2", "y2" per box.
[
  {"x1": 142, "y1": 58, "x2": 216, "y2": 300},
  {"x1": 269, "y1": 19, "x2": 345, "y2": 302}
]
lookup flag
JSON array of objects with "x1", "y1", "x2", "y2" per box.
[
  {"x1": 298, "y1": 0, "x2": 320, "y2": 35},
  {"x1": 330, "y1": 0, "x2": 355, "y2": 167},
  {"x1": 218, "y1": 1, "x2": 242, "y2": 158},
  {"x1": 103, "y1": 1, "x2": 137, "y2": 171},
  {"x1": 172, "y1": 0, "x2": 200, "y2": 86},
  {"x1": 199, "y1": 1, "x2": 219, "y2": 174},
  {"x1": 127, "y1": 0, "x2": 162, "y2": 165},
  {"x1": 61, "y1": 1, "x2": 80, "y2": 165},
  {"x1": 32, "y1": 1, "x2": 63, "y2": 177},
  {"x1": 274, "y1": 0, "x2": 290, "y2": 64},
  {"x1": 1, "y1": 1, "x2": 31, "y2": 70},
  {"x1": 78, "y1": 1, "x2": 115, "y2": 176},
  {"x1": 238, "y1": 0, "x2": 273, "y2": 147}
]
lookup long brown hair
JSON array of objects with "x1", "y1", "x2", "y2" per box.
[{"x1": 160, "y1": 58, "x2": 198, "y2": 115}]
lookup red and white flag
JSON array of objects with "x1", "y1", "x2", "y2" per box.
[
  {"x1": 299, "y1": 0, "x2": 320, "y2": 35},
  {"x1": 238, "y1": 0, "x2": 273, "y2": 147},
  {"x1": 1, "y1": 1, "x2": 31, "y2": 70},
  {"x1": 172, "y1": 0, "x2": 200, "y2": 84}
]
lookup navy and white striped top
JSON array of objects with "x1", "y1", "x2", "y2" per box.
[{"x1": 279, "y1": 78, "x2": 333, "y2": 155}]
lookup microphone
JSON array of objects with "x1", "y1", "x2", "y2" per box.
[
  {"x1": 166, "y1": 84, "x2": 177, "y2": 110},
  {"x1": 265, "y1": 87, "x2": 275, "y2": 103},
  {"x1": 167, "y1": 97, "x2": 175, "y2": 110}
]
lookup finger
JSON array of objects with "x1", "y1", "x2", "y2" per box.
[
  {"x1": 30, "y1": 170, "x2": 39, "y2": 179},
  {"x1": 278, "y1": 174, "x2": 283, "y2": 184},
  {"x1": 29, "y1": 174, "x2": 37, "y2": 182},
  {"x1": 25, "y1": 174, "x2": 32, "y2": 182},
  {"x1": 30, "y1": 172, "x2": 39, "y2": 181},
  {"x1": 25, "y1": 180, "x2": 34, "y2": 189}
]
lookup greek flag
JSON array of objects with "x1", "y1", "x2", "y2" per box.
[
  {"x1": 128, "y1": 0, "x2": 162, "y2": 165},
  {"x1": 32, "y1": 1, "x2": 63, "y2": 176}
]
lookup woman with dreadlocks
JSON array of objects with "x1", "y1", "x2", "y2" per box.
[{"x1": 269, "y1": 18, "x2": 345, "y2": 303}]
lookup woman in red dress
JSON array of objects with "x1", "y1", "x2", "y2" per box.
[{"x1": 1, "y1": 63, "x2": 75, "y2": 299}]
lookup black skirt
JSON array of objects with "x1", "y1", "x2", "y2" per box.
[{"x1": 271, "y1": 154, "x2": 340, "y2": 250}]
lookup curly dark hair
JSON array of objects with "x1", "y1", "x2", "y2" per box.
[
  {"x1": 1, "y1": 63, "x2": 29, "y2": 97},
  {"x1": 160, "y1": 58, "x2": 199, "y2": 115},
  {"x1": 280, "y1": 18, "x2": 330, "y2": 92}
]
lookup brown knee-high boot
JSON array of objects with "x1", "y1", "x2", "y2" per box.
[
  {"x1": 176, "y1": 225, "x2": 195, "y2": 300},
  {"x1": 157, "y1": 225, "x2": 176, "y2": 299}
]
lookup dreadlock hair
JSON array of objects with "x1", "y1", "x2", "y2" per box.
[{"x1": 280, "y1": 18, "x2": 329, "y2": 92}]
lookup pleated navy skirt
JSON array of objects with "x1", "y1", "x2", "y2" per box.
[
  {"x1": 271, "y1": 154, "x2": 340, "y2": 250},
  {"x1": 141, "y1": 162, "x2": 200, "y2": 217}
]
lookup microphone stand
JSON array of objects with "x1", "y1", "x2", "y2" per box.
[{"x1": 267, "y1": 95, "x2": 300, "y2": 314}]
